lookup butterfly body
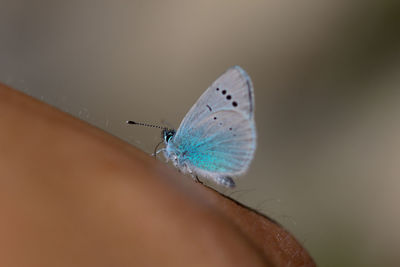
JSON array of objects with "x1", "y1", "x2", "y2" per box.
[{"x1": 161, "y1": 66, "x2": 256, "y2": 188}]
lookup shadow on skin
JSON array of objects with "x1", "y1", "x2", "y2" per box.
[{"x1": 0, "y1": 83, "x2": 315, "y2": 267}]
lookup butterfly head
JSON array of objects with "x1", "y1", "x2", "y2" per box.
[{"x1": 162, "y1": 129, "x2": 176, "y2": 143}]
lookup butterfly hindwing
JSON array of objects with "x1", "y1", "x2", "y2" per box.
[{"x1": 170, "y1": 110, "x2": 256, "y2": 176}]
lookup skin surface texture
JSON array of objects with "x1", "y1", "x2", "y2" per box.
[{"x1": 0, "y1": 83, "x2": 315, "y2": 267}]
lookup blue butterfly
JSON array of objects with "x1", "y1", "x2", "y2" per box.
[{"x1": 128, "y1": 66, "x2": 256, "y2": 188}]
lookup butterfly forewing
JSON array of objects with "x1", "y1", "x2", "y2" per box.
[{"x1": 178, "y1": 66, "x2": 254, "y2": 133}]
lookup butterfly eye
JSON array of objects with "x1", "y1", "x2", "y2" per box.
[{"x1": 163, "y1": 129, "x2": 176, "y2": 143}]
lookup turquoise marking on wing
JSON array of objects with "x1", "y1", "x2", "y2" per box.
[
  {"x1": 170, "y1": 110, "x2": 255, "y2": 174},
  {"x1": 174, "y1": 131, "x2": 241, "y2": 172}
]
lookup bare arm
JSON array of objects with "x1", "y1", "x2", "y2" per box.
[{"x1": 0, "y1": 83, "x2": 315, "y2": 267}]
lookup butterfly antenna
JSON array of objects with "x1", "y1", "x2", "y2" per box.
[{"x1": 126, "y1": 120, "x2": 166, "y2": 129}]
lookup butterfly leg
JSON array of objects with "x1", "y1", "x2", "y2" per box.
[
  {"x1": 186, "y1": 166, "x2": 203, "y2": 185},
  {"x1": 216, "y1": 176, "x2": 235, "y2": 188},
  {"x1": 194, "y1": 175, "x2": 204, "y2": 185},
  {"x1": 152, "y1": 140, "x2": 164, "y2": 158},
  {"x1": 152, "y1": 148, "x2": 166, "y2": 159}
]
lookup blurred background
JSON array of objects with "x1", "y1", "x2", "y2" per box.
[{"x1": 1, "y1": 0, "x2": 400, "y2": 266}]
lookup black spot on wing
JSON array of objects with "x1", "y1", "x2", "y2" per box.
[
  {"x1": 206, "y1": 105, "x2": 212, "y2": 111},
  {"x1": 231, "y1": 66, "x2": 254, "y2": 118}
]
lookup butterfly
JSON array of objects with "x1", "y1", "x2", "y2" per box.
[{"x1": 127, "y1": 66, "x2": 256, "y2": 188}]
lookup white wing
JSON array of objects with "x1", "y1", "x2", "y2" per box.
[
  {"x1": 178, "y1": 66, "x2": 255, "y2": 132},
  {"x1": 171, "y1": 66, "x2": 256, "y2": 177},
  {"x1": 171, "y1": 110, "x2": 256, "y2": 176}
]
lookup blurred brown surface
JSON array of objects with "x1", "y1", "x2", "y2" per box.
[{"x1": 0, "y1": 83, "x2": 315, "y2": 266}]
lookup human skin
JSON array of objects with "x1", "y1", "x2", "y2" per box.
[{"x1": 0, "y1": 83, "x2": 315, "y2": 267}]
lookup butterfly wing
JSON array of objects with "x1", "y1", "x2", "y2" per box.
[
  {"x1": 170, "y1": 66, "x2": 256, "y2": 178},
  {"x1": 178, "y1": 66, "x2": 254, "y2": 132},
  {"x1": 171, "y1": 110, "x2": 256, "y2": 176}
]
